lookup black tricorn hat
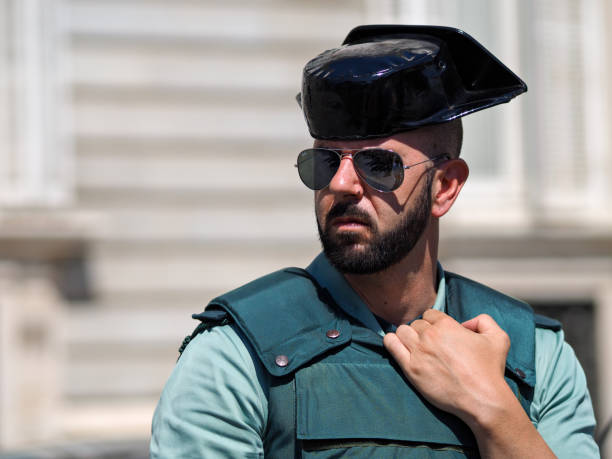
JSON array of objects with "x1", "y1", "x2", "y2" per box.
[{"x1": 298, "y1": 24, "x2": 527, "y2": 140}]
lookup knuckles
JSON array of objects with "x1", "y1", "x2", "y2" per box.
[
  {"x1": 420, "y1": 324, "x2": 441, "y2": 343},
  {"x1": 499, "y1": 329, "x2": 511, "y2": 352},
  {"x1": 422, "y1": 308, "x2": 445, "y2": 322},
  {"x1": 396, "y1": 324, "x2": 412, "y2": 337}
]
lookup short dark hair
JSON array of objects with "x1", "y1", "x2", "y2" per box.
[
  {"x1": 422, "y1": 119, "x2": 463, "y2": 159},
  {"x1": 446, "y1": 119, "x2": 464, "y2": 159}
]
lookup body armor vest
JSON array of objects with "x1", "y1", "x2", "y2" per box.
[{"x1": 183, "y1": 268, "x2": 560, "y2": 458}]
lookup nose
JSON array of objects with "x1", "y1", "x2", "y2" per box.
[{"x1": 327, "y1": 153, "x2": 364, "y2": 198}]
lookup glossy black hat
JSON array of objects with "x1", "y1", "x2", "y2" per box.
[{"x1": 298, "y1": 25, "x2": 527, "y2": 140}]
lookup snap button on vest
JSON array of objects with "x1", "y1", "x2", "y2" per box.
[
  {"x1": 326, "y1": 329, "x2": 341, "y2": 339},
  {"x1": 275, "y1": 355, "x2": 289, "y2": 367}
]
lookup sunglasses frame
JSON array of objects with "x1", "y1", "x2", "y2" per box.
[{"x1": 296, "y1": 148, "x2": 449, "y2": 192}]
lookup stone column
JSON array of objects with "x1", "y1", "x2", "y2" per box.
[
  {"x1": 0, "y1": 211, "x2": 92, "y2": 449},
  {"x1": 0, "y1": 259, "x2": 64, "y2": 448},
  {"x1": 0, "y1": 0, "x2": 73, "y2": 206}
]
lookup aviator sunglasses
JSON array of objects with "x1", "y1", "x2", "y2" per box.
[{"x1": 296, "y1": 148, "x2": 449, "y2": 193}]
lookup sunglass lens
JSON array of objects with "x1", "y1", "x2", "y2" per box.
[
  {"x1": 297, "y1": 149, "x2": 340, "y2": 190},
  {"x1": 354, "y1": 149, "x2": 404, "y2": 192}
]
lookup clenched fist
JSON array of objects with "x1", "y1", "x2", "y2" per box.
[
  {"x1": 383, "y1": 309, "x2": 511, "y2": 428},
  {"x1": 383, "y1": 309, "x2": 555, "y2": 458}
]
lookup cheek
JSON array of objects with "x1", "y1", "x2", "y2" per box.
[
  {"x1": 369, "y1": 191, "x2": 403, "y2": 218},
  {"x1": 314, "y1": 191, "x2": 328, "y2": 220}
]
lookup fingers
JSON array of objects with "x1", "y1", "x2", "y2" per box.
[
  {"x1": 395, "y1": 323, "x2": 419, "y2": 343},
  {"x1": 384, "y1": 324, "x2": 419, "y2": 368},
  {"x1": 410, "y1": 319, "x2": 430, "y2": 333},
  {"x1": 386, "y1": 311, "x2": 507, "y2": 371},
  {"x1": 383, "y1": 332, "x2": 412, "y2": 369},
  {"x1": 399, "y1": 311, "x2": 454, "y2": 344}
]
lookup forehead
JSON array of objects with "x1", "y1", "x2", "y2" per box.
[{"x1": 313, "y1": 128, "x2": 435, "y2": 157}]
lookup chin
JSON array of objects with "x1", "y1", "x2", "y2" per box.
[{"x1": 339, "y1": 244, "x2": 369, "y2": 256}]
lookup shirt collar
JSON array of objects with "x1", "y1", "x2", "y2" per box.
[{"x1": 306, "y1": 252, "x2": 446, "y2": 337}]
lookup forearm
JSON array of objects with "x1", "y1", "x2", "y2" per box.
[{"x1": 464, "y1": 383, "x2": 556, "y2": 459}]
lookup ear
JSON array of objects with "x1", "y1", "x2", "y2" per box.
[{"x1": 431, "y1": 159, "x2": 469, "y2": 218}]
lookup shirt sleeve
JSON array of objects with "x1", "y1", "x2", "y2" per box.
[
  {"x1": 150, "y1": 324, "x2": 269, "y2": 458},
  {"x1": 531, "y1": 327, "x2": 600, "y2": 458}
]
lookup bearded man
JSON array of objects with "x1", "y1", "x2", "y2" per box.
[{"x1": 151, "y1": 25, "x2": 599, "y2": 458}]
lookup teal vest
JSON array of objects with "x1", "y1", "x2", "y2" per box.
[{"x1": 182, "y1": 268, "x2": 560, "y2": 458}]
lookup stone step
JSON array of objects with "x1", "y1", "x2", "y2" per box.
[
  {"x1": 63, "y1": 305, "x2": 204, "y2": 400},
  {"x1": 64, "y1": 356, "x2": 174, "y2": 400},
  {"x1": 67, "y1": 0, "x2": 359, "y2": 44},
  {"x1": 72, "y1": 96, "x2": 308, "y2": 141},
  {"x1": 74, "y1": 147, "x2": 304, "y2": 192},
  {"x1": 69, "y1": 289, "x2": 216, "y2": 314},
  {"x1": 73, "y1": 134, "x2": 310, "y2": 198},
  {"x1": 1, "y1": 437, "x2": 149, "y2": 459},
  {"x1": 74, "y1": 136, "x2": 304, "y2": 159},
  {"x1": 75, "y1": 187, "x2": 309, "y2": 211},
  {"x1": 82, "y1": 205, "x2": 316, "y2": 240},
  {"x1": 70, "y1": 42, "x2": 307, "y2": 92},
  {"x1": 66, "y1": 303, "x2": 196, "y2": 345},
  {"x1": 59, "y1": 398, "x2": 155, "y2": 441},
  {"x1": 72, "y1": 83, "x2": 298, "y2": 110},
  {"x1": 87, "y1": 239, "x2": 319, "y2": 295}
]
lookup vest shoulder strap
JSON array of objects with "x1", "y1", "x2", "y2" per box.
[
  {"x1": 534, "y1": 313, "x2": 563, "y2": 331},
  {"x1": 194, "y1": 267, "x2": 353, "y2": 377},
  {"x1": 177, "y1": 307, "x2": 230, "y2": 359}
]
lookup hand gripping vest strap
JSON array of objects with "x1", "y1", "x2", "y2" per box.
[
  {"x1": 444, "y1": 271, "x2": 537, "y2": 388},
  {"x1": 182, "y1": 267, "x2": 555, "y2": 458}
]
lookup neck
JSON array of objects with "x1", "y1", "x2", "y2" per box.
[{"x1": 343, "y1": 224, "x2": 439, "y2": 326}]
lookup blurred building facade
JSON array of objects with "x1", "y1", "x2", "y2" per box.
[{"x1": 0, "y1": 0, "x2": 611, "y2": 456}]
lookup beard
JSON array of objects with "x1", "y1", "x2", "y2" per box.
[{"x1": 317, "y1": 171, "x2": 434, "y2": 275}]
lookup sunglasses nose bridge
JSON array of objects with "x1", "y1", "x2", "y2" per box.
[
  {"x1": 333, "y1": 151, "x2": 359, "y2": 177},
  {"x1": 327, "y1": 150, "x2": 365, "y2": 195}
]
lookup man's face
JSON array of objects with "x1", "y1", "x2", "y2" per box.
[{"x1": 314, "y1": 130, "x2": 438, "y2": 275}]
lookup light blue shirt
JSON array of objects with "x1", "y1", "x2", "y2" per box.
[{"x1": 151, "y1": 253, "x2": 599, "y2": 458}]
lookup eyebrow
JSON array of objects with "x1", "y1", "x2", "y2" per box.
[{"x1": 312, "y1": 145, "x2": 396, "y2": 152}]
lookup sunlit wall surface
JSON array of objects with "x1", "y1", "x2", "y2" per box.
[{"x1": 0, "y1": 0, "x2": 611, "y2": 457}]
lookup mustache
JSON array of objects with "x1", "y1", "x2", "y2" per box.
[{"x1": 325, "y1": 202, "x2": 374, "y2": 228}]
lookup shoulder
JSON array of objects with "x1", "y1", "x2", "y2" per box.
[
  {"x1": 531, "y1": 326, "x2": 599, "y2": 456},
  {"x1": 533, "y1": 325, "x2": 575, "y2": 388},
  {"x1": 200, "y1": 268, "x2": 350, "y2": 378},
  {"x1": 172, "y1": 323, "x2": 270, "y2": 404},
  {"x1": 531, "y1": 316, "x2": 565, "y2": 377},
  {"x1": 179, "y1": 324, "x2": 255, "y2": 371},
  {"x1": 203, "y1": 267, "x2": 334, "y2": 336},
  {"x1": 151, "y1": 324, "x2": 269, "y2": 457}
]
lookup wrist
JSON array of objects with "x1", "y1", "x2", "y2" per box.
[
  {"x1": 460, "y1": 383, "x2": 555, "y2": 459},
  {"x1": 462, "y1": 380, "x2": 523, "y2": 436}
]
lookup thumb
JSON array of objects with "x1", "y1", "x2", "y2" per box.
[
  {"x1": 463, "y1": 314, "x2": 510, "y2": 355},
  {"x1": 462, "y1": 314, "x2": 501, "y2": 335}
]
